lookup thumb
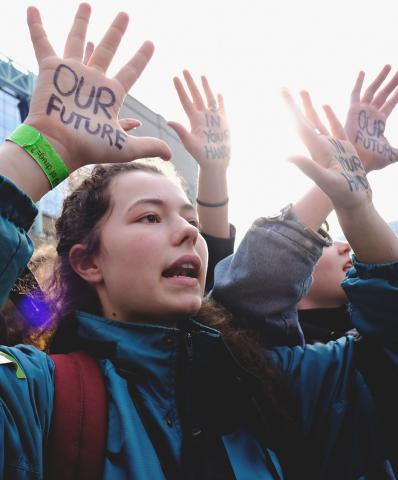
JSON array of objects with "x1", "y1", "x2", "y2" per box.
[
  {"x1": 288, "y1": 155, "x2": 330, "y2": 188},
  {"x1": 126, "y1": 136, "x2": 172, "y2": 161},
  {"x1": 119, "y1": 118, "x2": 142, "y2": 132},
  {"x1": 167, "y1": 121, "x2": 190, "y2": 145}
]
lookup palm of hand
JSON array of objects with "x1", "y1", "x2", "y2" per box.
[
  {"x1": 313, "y1": 134, "x2": 372, "y2": 210},
  {"x1": 25, "y1": 5, "x2": 171, "y2": 171},
  {"x1": 345, "y1": 103, "x2": 396, "y2": 171},
  {"x1": 283, "y1": 88, "x2": 372, "y2": 211},
  {"x1": 189, "y1": 110, "x2": 230, "y2": 169},
  {"x1": 344, "y1": 66, "x2": 398, "y2": 172},
  {"x1": 169, "y1": 72, "x2": 230, "y2": 170},
  {"x1": 28, "y1": 58, "x2": 127, "y2": 168}
]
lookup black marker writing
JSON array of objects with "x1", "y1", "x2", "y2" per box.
[
  {"x1": 75, "y1": 77, "x2": 96, "y2": 109},
  {"x1": 329, "y1": 138, "x2": 346, "y2": 155},
  {"x1": 47, "y1": 93, "x2": 126, "y2": 149},
  {"x1": 47, "y1": 65, "x2": 124, "y2": 150},
  {"x1": 205, "y1": 145, "x2": 230, "y2": 160},
  {"x1": 354, "y1": 109, "x2": 397, "y2": 162},
  {"x1": 203, "y1": 129, "x2": 229, "y2": 144},
  {"x1": 52, "y1": 64, "x2": 116, "y2": 119},
  {"x1": 340, "y1": 172, "x2": 369, "y2": 192},
  {"x1": 334, "y1": 149, "x2": 369, "y2": 192},
  {"x1": 355, "y1": 129, "x2": 397, "y2": 162},
  {"x1": 337, "y1": 154, "x2": 363, "y2": 173},
  {"x1": 358, "y1": 110, "x2": 385, "y2": 138},
  {"x1": 205, "y1": 113, "x2": 221, "y2": 129}
]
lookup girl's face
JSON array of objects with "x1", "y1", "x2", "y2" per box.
[
  {"x1": 90, "y1": 171, "x2": 208, "y2": 324},
  {"x1": 300, "y1": 241, "x2": 352, "y2": 309}
]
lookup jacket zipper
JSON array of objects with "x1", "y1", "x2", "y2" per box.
[{"x1": 185, "y1": 332, "x2": 193, "y2": 361}]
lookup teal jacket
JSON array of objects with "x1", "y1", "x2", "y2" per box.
[{"x1": 0, "y1": 175, "x2": 397, "y2": 479}]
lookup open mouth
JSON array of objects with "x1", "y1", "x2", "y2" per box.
[
  {"x1": 343, "y1": 261, "x2": 353, "y2": 272},
  {"x1": 162, "y1": 256, "x2": 201, "y2": 280},
  {"x1": 163, "y1": 263, "x2": 199, "y2": 279}
]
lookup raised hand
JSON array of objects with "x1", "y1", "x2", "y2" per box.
[
  {"x1": 168, "y1": 71, "x2": 230, "y2": 171},
  {"x1": 345, "y1": 65, "x2": 398, "y2": 171},
  {"x1": 26, "y1": 3, "x2": 171, "y2": 173},
  {"x1": 283, "y1": 90, "x2": 372, "y2": 212}
]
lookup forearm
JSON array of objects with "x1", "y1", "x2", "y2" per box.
[
  {"x1": 0, "y1": 141, "x2": 51, "y2": 202},
  {"x1": 336, "y1": 203, "x2": 398, "y2": 264},
  {"x1": 197, "y1": 166, "x2": 229, "y2": 238},
  {"x1": 0, "y1": 118, "x2": 76, "y2": 202},
  {"x1": 202, "y1": 225, "x2": 235, "y2": 292},
  {"x1": 292, "y1": 185, "x2": 333, "y2": 232}
]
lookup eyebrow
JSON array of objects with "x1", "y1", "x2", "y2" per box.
[{"x1": 126, "y1": 198, "x2": 195, "y2": 214}]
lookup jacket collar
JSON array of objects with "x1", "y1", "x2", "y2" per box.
[{"x1": 73, "y1": 311, "x2": 224, "y2": 384}]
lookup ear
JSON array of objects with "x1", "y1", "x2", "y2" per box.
[{"x1": 69, "y1": 243, "x2": 103, "y2": 285}]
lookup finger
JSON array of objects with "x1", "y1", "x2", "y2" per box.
[
  {"x1": 391, "y1": 147, "x2": 398, "y2": 163},
  {"x1": 183, "y1": 70, "x2": 206, "y2": 110},
  {"x1": 372, "y1": 70, "x2": 398, "y2": 110},
  {"x1": 27, "y1": 6, "x2": 56, "y2": 63},
  {"x1": 322, "y1": 105, "x2": 347, "y2": 140},
  {"x1": 119, "y1": 118, "x2": 142, "y2": 131},
  {"x1": 88, "y1": 11, "x2": 129, "y2": 73},
  {"x1": 217, "y1": 93, "x2": 226, "y2": 115},
  {"x1": 289, "y1": 155, "x2": 331, "y2": 190},
  {"x1": 282, "y1": 88, "x2": 306, "y2": 125},
  {"x1": 201, "y1": 76, "x2": 217, "y2": 110},
  {"x1": 83, "y1": 41, "x2": 95, "y2": 65},
  {"x1": 63, "y1": 3, "x2": 91, "y2": 60},
  {"x1": 282, "y1": 88, "x2": 322, "y2": 152},
  {"x1": 167, "y1": 121, "x2": 191, "y2": 145},
  {"x1": 380, "y1": 86, "x2": 398, "y2": 117},
  {"x1": 361, "y1": 65, "x2": 391, "y2": 104},
  {"x1": 350, "y1": 71, "x2": 365, "y2": 104},
  {"x1": 172, "y1": 76, "x2": 195, "y2": 117},
  {"x1": 300, "y1": 90, "x2": 328, "y2": 134},
  {"x1": 114, "y1": 40, "x2": 154, "y2": 93},
  {"x1": 125, "y1": 136, "x2": 172, "y2": 161}
]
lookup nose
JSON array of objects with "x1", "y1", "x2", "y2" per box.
[
  {"x1": 171, "y1": 217, "x2": 199, "y2": 246},
  {"x1": 336, "y1": 241, "x2": 351, "y2": 255}
]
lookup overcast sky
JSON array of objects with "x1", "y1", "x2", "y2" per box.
[{"x1": 1, "y1": 0, "x2": 398, "y2": 242}]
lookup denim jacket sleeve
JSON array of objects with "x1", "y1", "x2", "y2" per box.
[
  {"x1": 210, "y1": 206, "x2": 331, "y2": 346},
  {"x1": 267, "y1": 258, "x2": 398, "y2": 478},
  {"x1": 0, "y1": 175, "x2": 37, "y2": 307}
]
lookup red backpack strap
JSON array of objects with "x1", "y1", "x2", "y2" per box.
[{"x1": 47, "y1": 351, "x2": 108, "y2": 480}]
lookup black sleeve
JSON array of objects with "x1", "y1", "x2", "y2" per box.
[{"x1": 201, "y1": 224, "x2": 235, "y2": 293}]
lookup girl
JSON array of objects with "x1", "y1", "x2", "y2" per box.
[{"x1": 1, "y1": 4, "x2": 397, "y2": 479}]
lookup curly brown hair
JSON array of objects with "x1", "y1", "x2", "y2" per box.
[{"x1": 50, "y1": 162, "x2": 163, "y2": 320}]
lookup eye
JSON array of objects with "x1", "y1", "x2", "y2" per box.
[{"x1": 138, "y1": 213, "x2": 161, "y2": 224}]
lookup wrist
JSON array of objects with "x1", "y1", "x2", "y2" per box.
[
  {"x1": 336, "y1": 201, "x2": 376, "y2": 228},
  {"x1": 268, "y1": 204, "x2": 332, "y2": 247},
  {"x1": 7, "y1": 124, "x2": 70, "y2": 190},
  {"x1": 24, "y1": 117, "x2": 78, "y2": 173},
  {"x1": 0, "y1": 141, "x2": 52, "y2": 201},
  {"x1": 196, "y1": 197, "x2": 228, "y2": 208},
  {"x1": 199, "y1": 163, "x2": 229, "y2": 177}
]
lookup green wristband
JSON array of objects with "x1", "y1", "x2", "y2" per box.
[{"x1": 7, "y1": 124, "x2": 69, "y2": 189}]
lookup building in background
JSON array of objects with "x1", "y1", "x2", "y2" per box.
[{"x1": 0, "y1": 55, "x2": 197, "y2": 245}]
